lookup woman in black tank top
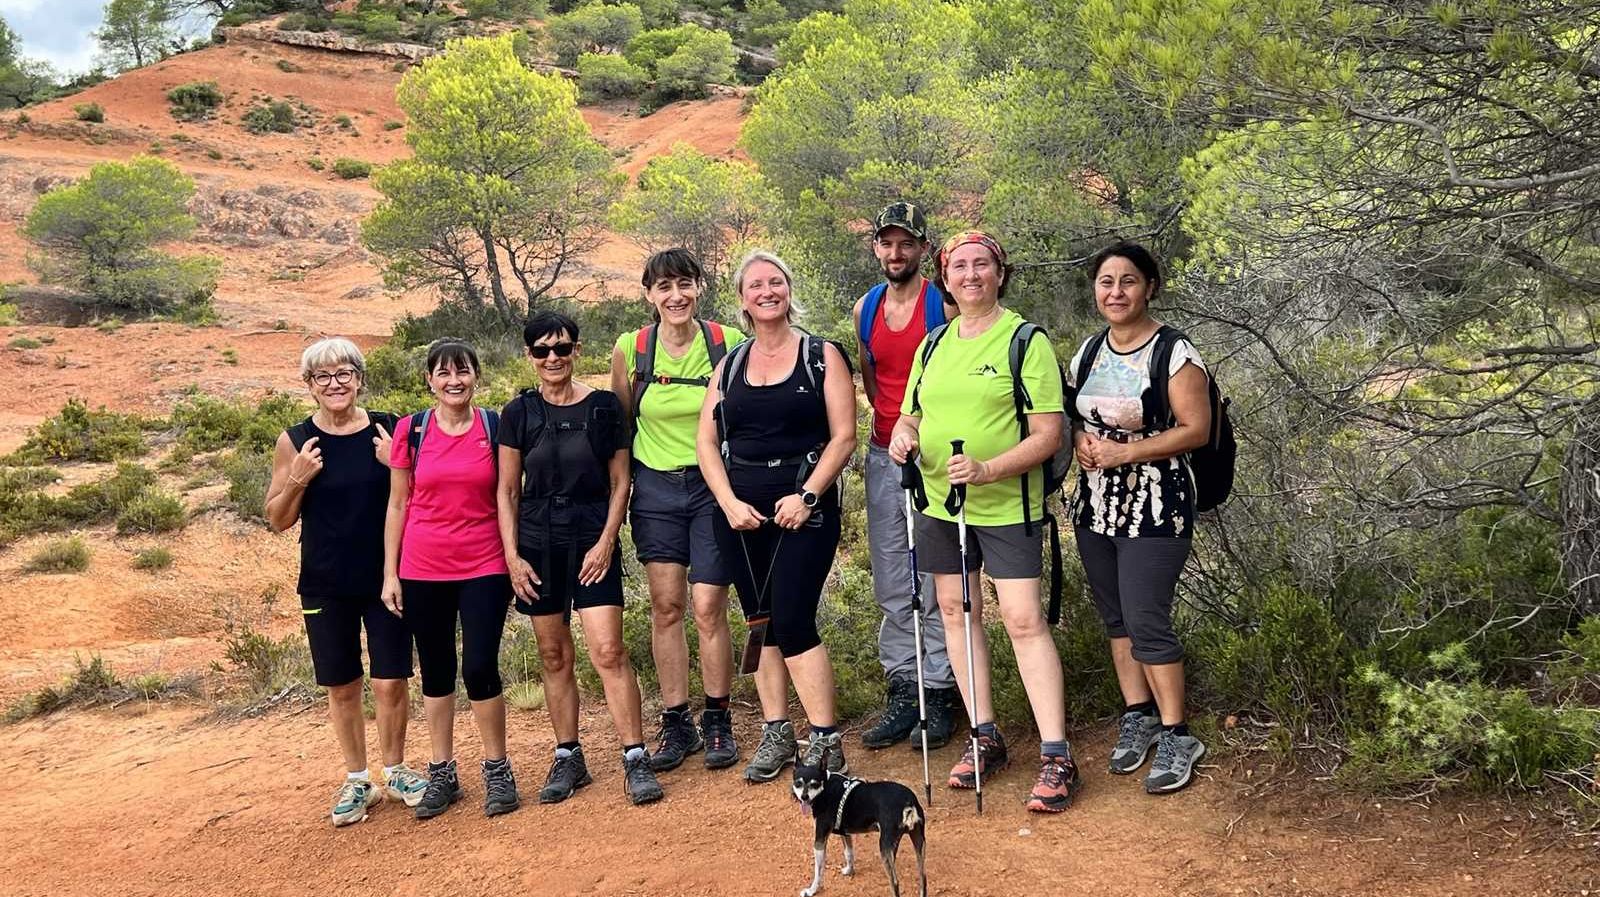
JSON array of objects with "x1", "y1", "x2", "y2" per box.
[
  {"x1": 696, "y1": 250, "x2": 859, "y2": 780},
  {"x1": 264, "y1": 337, "x2": 428, "y2": 825}
]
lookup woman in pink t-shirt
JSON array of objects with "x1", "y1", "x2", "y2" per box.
[{"x1": 382, "y1": 339, "x2": 518, "y2": 820}]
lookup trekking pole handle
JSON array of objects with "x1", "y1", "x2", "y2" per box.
[
  {"x1": 899, "y1": 454, "x2": 920, "y2": 490},
  {"x1": 950, "y1": 440, "x2": 967, "y2": 503}
]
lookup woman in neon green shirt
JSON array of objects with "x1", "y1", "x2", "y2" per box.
[
  {"x1": 609, "y1": 248, "x2": 747, "y2": 774},
  {"x1": 889, "y1": 230, "x2": 1079, "y2": 814}
]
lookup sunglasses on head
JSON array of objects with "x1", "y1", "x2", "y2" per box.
[{"x1": 531, "y1": 342, "x2": 575, "y2": 359}]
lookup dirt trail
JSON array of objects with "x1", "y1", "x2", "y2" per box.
[{"x1": 7, "y1": 703, "x2": 1594, "y2": 897}]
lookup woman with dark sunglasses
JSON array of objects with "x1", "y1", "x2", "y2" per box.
[{"x1": 497, "y1": 311, "x2": 663, "y2": 806}]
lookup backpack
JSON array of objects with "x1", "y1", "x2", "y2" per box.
[
  {"x1": 1070, "y1": 325, "x2": 1235, "y2": 512},
  {"x1": 286, "y1": 410, "x2": 398, "y2": 452},
  {"x1": 715, "y1": 333, "x2": 849, "y2": 467},
  {"x1": 405, "y1": 406, "x2": 500, "y2": 474},
  {"x1": 910, "y1": 320, "x2": 1071, "y2": 624},
  {"x1": 505, "y1": 388, "x2": 620, "y2": 469},
  {"x1": 856, "y1": 280, "x2": 948, "y2": 366},
  {"x1": 631, "y1": 319, "x2": 728, "y2": 415}
]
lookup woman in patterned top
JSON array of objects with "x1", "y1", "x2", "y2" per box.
[{"x1": 1067, "y1": 242, "x2": 1211, "y2": 795}]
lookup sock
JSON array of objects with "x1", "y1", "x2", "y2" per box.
[
  {"x1": 704, "y1": 694, "x2": 730, "y2": 713},
  {"x1": 483, "y1": 756, "x2": 509, "y2": 770},
  {"x1": 809, "y1": 723, "x2": 837, "y2": 739},
  {"x1": 1040, "y1": 740, "x2": 1071, "y2": 760},
  {"x1": 427, "y1": 759, "x2": 455, "y2": 777},
  {"x1": 382, "y1": 764, "x2": 401, "y2": 778},
  {"x1": 555, "y1": 740, "x2": 580, "y2": 759},
  {"x1": 1127, "y1": 699, "x2": 1159, "y2": 718},
  {"x1": 1164, "y1": 721, "x2": 1190, "y2": 737},
  {"x1": 623, "y1": 743, "x2": 647, "y2": 763},
  {"x1": 666, "y1": 702, "x2": 690, "y2": 717},
  {"x1": 346, "y1": 769, "x2": 371, "y2": 782},
  {"x1": 976, "y1": 721, "x2": 1000, "y2": 739},
  {"x1": 764, "y1": 718, "x2": 789, "y2": 731}
]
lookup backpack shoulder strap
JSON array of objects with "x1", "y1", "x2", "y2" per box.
[
  {"x1": 702, "y1": 320, "x2": 727, "y2": 368},
  {"x1": 631, "y1": 324, "x2": 657, "y2": 410},
  {"x1": 719, "y1": 339, "x2": 753, "y2": 394},
  {"x1": 923, "y1": 280, "x2": 949, "y2": 330},
  {"x1": 1068, "y1": 329, "x2": 1109, "y2": 423},
  {"x1": 1007, "y1": 322, "x2": 1045, "y2": 531},
  {"x1": 407, "y1": 409, "x2": 431, "y2": 473},
  {"x1": 908, "y1": 322, "x2": 952, "y2": 415},
  {"x1": 286, "y1": 417, "x2": 314, "y2": 451},
  {"x1": 858, "y1": 283, "x2": 889, "y2": 361},
  {"x1": 1147, "y1": 326, "x2": 1187, "y2": 430}
]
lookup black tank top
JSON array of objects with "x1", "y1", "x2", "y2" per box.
[
  {"x1": 290, "y1": 412, "x2": 393, "y2": 597},
  {"x1": 721, "y1": 340, "x2": 829, "y2": 463}
]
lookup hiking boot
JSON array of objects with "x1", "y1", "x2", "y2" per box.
[
  {"x1": 1144, "y1": 730, "x2": 1206, "y2": 794},
  {"x1": 1109, "y1": 710, "x2": 1163, "y2": 775},
  {"x1": 910, "y1": 686, "x2": 958, "y2": 751},
  {"x1": 414, "y1": 760, "x2": 462, "y2": 820},
  {"x1": 743, "y1": 720, "x2": 798, "y2": 783},
  {"x1": 538, "y1": 747, "x2": 593, "y2": 804},
  {"x1": 1026, "y1": 754, "x2": 1083, "y2": 813},
  {"x1": 948, "y1": 729, "x2": 1008, "y2": 789},
  {"x1": 330, "y1": 778, "x2": 379, "y2": 827},
  {"x1": 482, "y1": 757, "x2": 521, "y2": 817},
  {"x1": 383, "y1": 763, "x2": 429, "y2": 808},
  {"x1": 649, "y1": 710, "x2": 704, "y2": 772},
  {"x1": 801, "y1": 730, "x2": 848, "y2": 776},
  {"x1": 863, "y1": 674, "x2": 920, "y2": 749},
  {"x1": 624, "y1": 753, "x2": 665, "y2": 805},
  {"x1": 701, "y1": 710, "x2": 739, "y2": 770}
]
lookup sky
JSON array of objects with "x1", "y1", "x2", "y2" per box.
[{"x1": 1, "y1": 0, "x2": 211, "y2": 77}]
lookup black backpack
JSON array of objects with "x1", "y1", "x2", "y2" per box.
[
  {"x1": 1071, "y1": 326, "x2": 1235, "y2": 512},
  {"x1": 506, "y1": 388, "x2": 620, "y2": 467},
  {"x1": 715, "y1": 332, "x2": 846, "y2": 464}
]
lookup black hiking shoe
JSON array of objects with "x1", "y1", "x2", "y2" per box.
[
  {"x1": 624, "y1": 753, "x2": 665, "y2": 805},
  {"x1": 414, "y1": 759, "x2": 462, "y2": 820},
  {"x1": 648, "y1": 710, "x2": 704, "y2": 772},
  {"x1": 910, "y1": 686, "x2": 958, "y2": 750},
  {"x1": 701, "y1": 709, "x2": 738, "y2": 769},
  {"x1": 482, "y1": 757, "x2": 520, "y2": 817},
  {"x1": 862, "y1": 674, "x2": 920, "y2": 749},
  {"x1": 538, "y1": 747, "x2": 593, "y2": 804}
]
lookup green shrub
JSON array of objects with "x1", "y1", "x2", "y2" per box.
[
  {"x1": 578, "y1": 53, "x2": 648, "y2": 103},
  {"x1": 132, "y1": 547, "x2": 174, "y2": 570},
  {"x1": 64, "y1": 462, "x2": 156, "y2": 519},
  {"x1": 115, "y1": 491, "x2": 185, "y2": 534},
  {"x1": 548, "y1": 3, "x2": 645, "y2": 67},
  {"x1": 8, "y1": 399, "x2": 147, "y2": 463},
  {"x1": 24, "y1": 536, "x2": 90, "y2": 573},
  {"x1": 241, "y1": 100, "x2": 298, "y2": 134},
  {"x1": 382, "y1": 119, "x2": 403, "y2": 130},
  {"x1": 463, "y1": 0, "x2": 546, "y2": 21},
  {"x1": 0, "y1": 301, "x2": 17, "y2": 325},
  {"x1": 221, "y1": 449, "x2": 272, "y2": 524},
  {"x1": 74, "y1": 103, "x2": 104, "y2": 123},
  {"x1": 5, "y1": 654, "x2": 119, "y2": 721},
  {"x1": 651, "y1": 27, "x2": 735, "y2": 103},
  {"x1": 332, "y1": 158, "x2": 372, "y2": 179},
  {"x1": 306, "y1": 156, "x2": 325, "y2": 171},
  {"x1": 216, "y1": 619, "x2": 314, "y2": 699},
  {"x1": 167, "y1": 82, "x2": 224, "y2": 121},
  {"x1": 275, "y1": 59, "x2": 302, "y2": 73},
  {"x1": 8, "y1": 336, "x2": 41, "y2": 349}
]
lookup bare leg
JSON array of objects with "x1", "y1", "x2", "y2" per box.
[
  {"x1": 692, "y1": 582, "x2": 733, "y2": 699},
  {"x1": 327, "y1": 679, "x2": 368, "y2": 773},
  {"x1": 471, "y1": 694, "x2": 507, "y2": 762},
  {"x1": 933, "y1": 571, "x2": 992, "y2": 724},
  {"x1": 755, "y1": 644, "x2": 790, "y2": 721},
  {"x1": 648, "y1": 562, "x2": 690, "y2": 707},
  {"x1": 994, "y1": 577, "x2": 1066, "y2": 742},
  {"x1": 578, "y1": 606, "x2": 645, "y2": 744},
  {"x1": 370, "y1": 677, "x2": 409, "y2": 768},
  {"x1": 533, "y1": 614, "x2": 580, "y2": 743},
  {"x1": 1144, "y1": 660, "x2": 1187, "y2": 726},
  {"x1": 1110, "y1": 636, "x2": 1155, "y2": 705},
  {"x1": 785, "y1": 644, "x2": 837, "y2": 728},
  {"x1": 423, "y1": 694, "x2": 455, "y2": 764}
]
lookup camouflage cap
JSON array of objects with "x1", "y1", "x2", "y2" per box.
[{"x1": 873, "y1": 201, "x2": 928, "y2": 241}]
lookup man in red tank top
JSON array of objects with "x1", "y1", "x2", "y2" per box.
[{"x1": 853, "y1": 202, "x2": 959, "y2": 750}]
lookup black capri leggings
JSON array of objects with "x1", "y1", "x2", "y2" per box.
[
  {"x1": 1074, "y1": 528, "x2": 1190, "y2": 664},
  {"x1": 713, "y1": 476, "x2": 841, "y2": 659},
  {"x1": 401, "y1": 573, "x2": 512, "y2": 700}
]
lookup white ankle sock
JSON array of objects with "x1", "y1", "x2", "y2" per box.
[{"x1": 346, "y1": 769, "x2": 371, "y2": 782}]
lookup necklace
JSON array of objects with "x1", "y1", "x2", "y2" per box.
[{"x1": 754, "y1": 333, "x2": 795, "y2": 357}]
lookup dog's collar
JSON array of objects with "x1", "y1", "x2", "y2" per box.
[{"x1": 831, "y1": 776, "x2": 865, "y2": 834}]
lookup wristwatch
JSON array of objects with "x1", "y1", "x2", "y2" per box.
[{"x1": 799, "y1": 489, "x2": 819, "y2": 508}]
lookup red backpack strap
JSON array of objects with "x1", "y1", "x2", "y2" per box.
[
  {"x1": 631, "y1": 324, "x2": 657, "y2": 411},
  {"x1": 702, "y1": 319, "x2": 727, "y2": 368}
]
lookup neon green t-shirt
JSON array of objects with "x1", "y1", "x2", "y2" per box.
[
  {"x1": 901, "y1": 309, "x2": 1063, "y2": 526},
  {"x1": 616, "y1": 322, "x2": 746, "y2": 470}
]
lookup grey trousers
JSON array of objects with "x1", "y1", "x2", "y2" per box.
[{"x1": 865, "y1": 444, "x2": 955, "y2": 689}]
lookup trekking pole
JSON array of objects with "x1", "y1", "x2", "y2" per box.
[
  {"x1": 901, "y1": 456, "x2": 932, "y2": 807},
  {"x1": 949, "y1": 439, "x2": 982, "y2": 814}
]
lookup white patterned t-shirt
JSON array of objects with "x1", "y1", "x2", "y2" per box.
[{"x1": 1066, "y1": 329, "x2": 1204, "y2": 538}]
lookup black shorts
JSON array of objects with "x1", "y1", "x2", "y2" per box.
[
  {"x1": 301, "y1": 593, "x2": 414, "y2": 687},
  {"x1": 515, "y1": 539, "x2": 625, "y2": 616},
  {"x1": 914, "y1": 516, "x2": 1043, "y2": 580},
  {"x1": 629, "y1": 462, "x2": 734, "y2": 586}
]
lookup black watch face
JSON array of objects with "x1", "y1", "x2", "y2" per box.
[{"x1": 802, "y1": 490, "x2": 818, "y2": 507}]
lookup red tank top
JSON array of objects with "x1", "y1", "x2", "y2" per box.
[{"x1": 867, "y1": 280, "x2": 932, "y2": 448}]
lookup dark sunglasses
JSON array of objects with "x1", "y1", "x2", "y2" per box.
[{"x1": 530, "y1": 342, "x2": 575, "y2": 359}]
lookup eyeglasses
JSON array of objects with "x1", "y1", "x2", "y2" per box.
[
  {"x1": 530, "y1": 343, "x2": 575, "y2": 360},
  {"x1": 309, "y1": 369, "x2": 359, "y2": 387}
]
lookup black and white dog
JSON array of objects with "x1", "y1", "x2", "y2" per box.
[{"x1": 790, "y1": 745, "x2": 927, "y2": 897}]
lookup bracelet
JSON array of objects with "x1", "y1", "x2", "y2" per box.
[{"x1": 289, "y1": 474, "x2": 309, "y2": 487}]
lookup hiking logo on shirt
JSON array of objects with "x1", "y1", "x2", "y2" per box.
[{"x1": 971, "y1": 363, "x2": 999, "y2": 377}]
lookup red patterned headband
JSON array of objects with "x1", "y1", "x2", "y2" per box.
[{"x1": 937, "y1": 230, "x2": 1007, "y2": 272}]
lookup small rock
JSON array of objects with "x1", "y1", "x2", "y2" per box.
[
  {"x1": 1224, "y1": 714, "x2": 1239, "y2": 730},
  {"x1": 1017, "y1": 827, "x2": 1031, "y2": 837}
]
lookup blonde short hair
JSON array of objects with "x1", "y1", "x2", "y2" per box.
[
  {"x1": 300, "y1": 337, "x2": 365, "y2": 381},
  {"x1": 732, "y1": 250, "x2": 803, "y2": 331}
]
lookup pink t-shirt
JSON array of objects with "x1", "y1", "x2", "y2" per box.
[{"x1": 390, "y1": 410, "x2": 509, "y2": 581}]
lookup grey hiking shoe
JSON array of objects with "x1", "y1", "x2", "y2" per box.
[
  {"x1": 1109, "y1": 710, "x2": 1164, "y2": 774},
  {"x1": 624, "y1": 753, "x2": 665, "y2": 805},
  {"x1": 743, "y1": 721, "x2": 798, "y2": 782},
  {"x1": 538, "y1": 748, "x2": 593, "y2": 804},
  {"x1": 863, "y1": 674, "x2": 920, "y2": 748},
  {"x1": 482, "y1": 757, "x2": 521, "y2": 816},
  {"x1": 414, "y1": 760, "x2": 462, "y2": 820},
  {"x1": 801, "y1": 730, "x2": 847, "y2": 776},
  {"x1": 649, "y1": 710, "x2": 704, "y2": 772},
  {"x1": 330, "y1": 778, "x2": 379, "y2": 827},
  {"x1": 701, "y1": 710, "x2": 738, "y2": 770},
  {"x1": 1144, "y1": 730, "x2": 1206, "y2": 794}
]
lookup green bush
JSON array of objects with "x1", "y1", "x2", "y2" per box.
[
  {"x1": 462, "y1": 0, "x2": 546, "y2": 21},
  {"x1": 167, "y1": 82, "x2": 224, "y2": 121},
  {"x1": 94, "y1": 255, "x2": 222, "y2": 314},
  {"x1": 548, "y1": 3, "x2": 645, "y2": 67},
  {"x1": 275, "y1": 59, "x2": 301, "y2": 73},
  {"x1": 651, "y1": 27, "x2": 735, "y2": 103},
  {"x1": 578, "y1": 53, "x2": 648, "y2": 103},
  {"x1": 0, "y1": 301, "x2": 17, "y2": 325},
  {"x1": 216, "y1": 619, "x2": 314, "y2": 699},
  {"x1": 132, "y1": 547, "x2": 174, "y2": 570},
  {"x1": 9, "y1": 336, "x2": 41, "y2": 349},
  {"x1": 332, "y1": 158, "x2": 373, "y2": 179},
  {"x1": 306, "y1": 156, "x2": 324, "y2": 171},
  {"x1": 24, "y1": 536, "x2": 91, "y2": 573},
  {"x1": 8, "y1": 399, "x2": 147, "y2": 463},
  {"x1": 241, "y1": 100, "x2": 298, "y2": 134},
  {"x1": 65, "y1": 462, "x2": 158, "y2": 521},
  {"x1": 5, "y1": 654, "x2": 120, "y2": 721},
  {"x1": 221, "y1": 449, "x2": 273, "y2": 524},
  {"x1": 115, "y1": 490, "x2": 185, "y2": 534},
  {"x1": 74, "y1": 103, "x2": 104, "y2": 123},
  {"x1": 170, "y1": 392, "x2": 304, "y2": 454},
  {"x1": 382, "y1": 119, "x2": 404, "y2": 130}
]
